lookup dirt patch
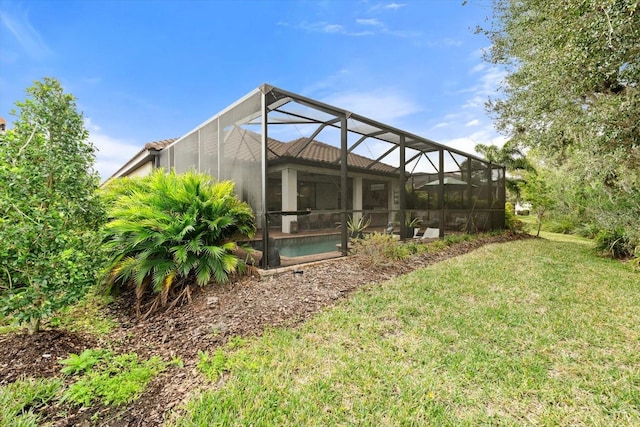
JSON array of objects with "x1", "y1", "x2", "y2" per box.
[{"x1": 0, "y1": 233, "x2": 532, "y2": 426}]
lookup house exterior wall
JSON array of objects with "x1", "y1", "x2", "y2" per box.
[{"x1": 127, "y1": 161, "x2": 153, "y2": 178}]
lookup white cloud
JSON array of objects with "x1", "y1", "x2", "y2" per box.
[
  {"x1": 387, "y1": 3, "x2": 406, "y2": 9},
  {"x1": 323, "y1": 89, "x2": 422, "y2": 123},
  {"x1": 298, "y1": 20, "x2": 373, "y2": 36},
  {"x1": 442, "y1": 127, "x2": 507, "y2": 157},
  {"x1": 324, "y1": 23, "x2": 344, "y2": 33},
  {"x1": 442, "y1": 38, "x2": 463, "y2": 47},
  {"x1": 85, "y1": 118, "x2": 142, "y2": 181},
  {"x1": 356, "y1": 18, "x2": 383, "y2": 26},
  {"x1": 462, "y1": 95, "x2": 485, "y2": 109},
  {"x1": 465, "y1": 119, "x2": 480, "y2": 127},
  {"x1": 0, "y1": 6, "x2": 52, "y2": 60},
  {"x1": 470, "y1": 63, "x2": 486, "y2": 73},
  {"x1": 369, "y1": 2, "x2": 407, "y2": 12}
]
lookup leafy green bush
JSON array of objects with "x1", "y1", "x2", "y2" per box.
[
  {"x1": 575, "y1": 222, "x2": 601, "y2": 239},
  {"x1": 102, "y1": 169, "x2": 256, "y2": 316},
  {"x1": 46, "y1": 288, "x2": 116, "y2": 335},
  {"x1": 545, "y1": 217, "x2": 579, "y2": 234},
  {"x1": 504, "y1": 202, "x2": 525, "y2": 233},
  {"x1": 594, "y1": 228, "x2": 634, "y2": 259},
  {"x1": 443, "y1": 234, "x2": 473, "y2": 245},
  {"x1": 0, "y1": 78, "x2": 105, "y2": 334}
]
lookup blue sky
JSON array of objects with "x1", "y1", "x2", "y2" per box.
[{"x1": 0, "y1": 0, "x2": 505, "y2": 180}]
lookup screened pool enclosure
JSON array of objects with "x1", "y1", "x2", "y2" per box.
[{"x1": 156, "y1": 84, "x2": 505, "y2": 267}]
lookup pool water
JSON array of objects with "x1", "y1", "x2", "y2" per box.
[{"x1": 276, "y1": 238, "x2": 341, "y2": 257}]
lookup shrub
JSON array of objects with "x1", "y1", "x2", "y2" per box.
[
  {"x1": 505, "y1": 202, "x2": 525, "y2": 233},
  {"x1": 575, "y1": 222, "x2": 601, "y2": 239},
  {"x1": 545, "y1": 217, "x2": 578, "y2": 234},
  {"x1": 102, "y1": 169, "x2": 256, "y2": 317},
  {"x1": 351, "y1": 233, "x2": 411, "y2": 267},
  {"x1": 594, "y1": 228, "x2": 634, "y2": 259}
]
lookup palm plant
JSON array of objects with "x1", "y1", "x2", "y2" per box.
[
  {"x1": 344, "y1": 215, "x2": 371, "y2": 239},
  {"x1": 102, "y1": 169, "x2": 256, "y2": 317}
]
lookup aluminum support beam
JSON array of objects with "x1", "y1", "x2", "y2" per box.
[
  {"x1": 261, "y1": 91, "x2": 270, "y2": 268},
  {"x1": 340, "y1": 115, "x2": 348, "y2": 256}
]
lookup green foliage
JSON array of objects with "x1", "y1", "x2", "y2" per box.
[
  {"x1": 102, "y1": 169, "x2": 256, "y2": 316},
  {"x1": 504, "y1": 202, "x2": 524, "y2": 233},
  {"x1": 0, "y1": 77, "x2": 105, "y2": 334},
  {"x1": 46, "y1": 289, "x2": 116, "y2": 335},
  {"x1": 594, "y1": 229, "x2": 635, "y2": 259},
  {"x1": 61, "y1": 352, "x2": 166, "y2": 407},
  {"x1": 475, "y1": 142, "x2": 535, "y2": 203},
  {"x1": 59, "y1": 349, "x2": 110, "y2": 375},
  {"x1": 197, "y1": 337, "x2": 252, "y2": 382},
  {"x1": 442, "y1": 233, "x2": 473, "y2": 245},
  {"x1": 341, "y1": 215, "x2": 371, "y2": 238},
  {"x1": 197, "y1": 349, "x2": 228, "y2": 381},
  {"x1": 0, "y1": 377, "x2": 63, "y2": 427},
  {"x1": 351, "y1": 233, "x2": 411, "y2": 267},
  {"x1": 521, "y1": 172, "x2": 556, "y2": 237},
  {"x1": 481, "y1": 0, "x2": 639, "y2": 252}
]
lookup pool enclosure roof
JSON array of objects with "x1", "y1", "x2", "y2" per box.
[{"x1": 163, "y1": 84, "x2": 493, "y2": 171}]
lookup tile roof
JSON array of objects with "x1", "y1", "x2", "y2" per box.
[
  {"x1": 144, "y1": 138, "x2": 178, "y2": 150},
  {"x1": 277, "y1": 137, "x2": 396, "y2": 173},
  {"x1": 135, "y1": 130, "x2": 396, "y2": 175}
]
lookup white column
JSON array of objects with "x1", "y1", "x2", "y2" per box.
[
  {"x1": 281, "y1": 169, "x2": 297, "y2": 233},
  {"x1": 353, "y1": 176, "x2": 363, "y2": 222},
  {"x1": 390, "y1": 179, "x2": 400, "y2": 224}
]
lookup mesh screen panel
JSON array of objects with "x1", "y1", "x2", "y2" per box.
[
  {"x1": 158, "y1": 148, "x2": 170, "y2": 170},
  {"x1": 173, "y1": 131, "x2": 199, "y2": 173},
  {"x1": 199, "y1": 120, "x2": 219, "y2": 178},
  {"x1": 219, "y1": 91, "x2": 263, "y2": 216}
]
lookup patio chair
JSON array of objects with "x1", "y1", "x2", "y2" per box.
[{"x1": 420, "y1": 227, "x2": 440, "y2": 240}]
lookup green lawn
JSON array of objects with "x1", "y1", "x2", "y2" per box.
[{"x1": 171, "y1": 234, "x2": 639, "y2": 426}]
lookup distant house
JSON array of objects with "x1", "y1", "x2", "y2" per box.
[{"x1": 109, "y1": 84, "x2": 505, "y2": 261}]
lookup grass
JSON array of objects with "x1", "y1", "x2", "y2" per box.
[
  {"x1": 0, "y1": 377, "x2": 63, "y2": 427},
  {"x1": 171, "y1": 234, "x2": 639, "y2": 426}
]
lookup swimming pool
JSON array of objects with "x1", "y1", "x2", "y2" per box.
[{"x1": 275, "y1": 234, "x2": 342, "y2": 257}]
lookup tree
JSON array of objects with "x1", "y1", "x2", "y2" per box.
[
  {"x1": 479, "y1": 0, "x2": 640, "y2": 250},
  {"x1": 0, "y1": 78, "x2": 104, "y2": 334},
  {"x1": 521, "y1": 172, "x2": 555, "y2": 237},
  {"x1": 475, "y1": 141, "x2": 534, "y2": 202}
]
